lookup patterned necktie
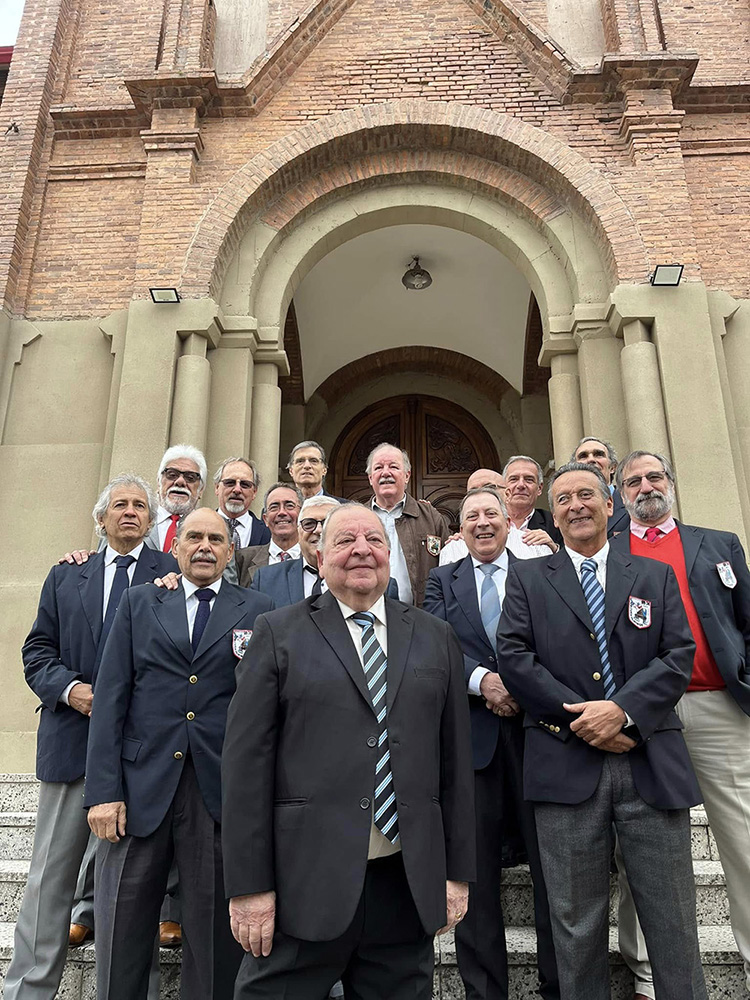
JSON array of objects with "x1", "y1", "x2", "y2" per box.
[
  {"x1": 645, "y1": 526, "x2": 662, "y2": 543},
  {"x1": 351, "y1": 612, "x2": 399, "y2": 844},
  {"x1": 580, "y1": 559, "x2": 616, "y2": 698},
  {"x1": 227, "y1": 518, "x2": 242, "y2": 550},
  {"x1": 304, "y1": 563, "x2": 323, "y2": 596},
  {"x1": 101, "y1": 555, "x2": 135, "y2": 648},
  {"x1": 478, "y1": 563, "x2": 501, "y2": 652},
  {"x1": 278, "y1": 551, "x2": 289, "y2": 562},
  {"x1": 163, "y1": 514, "x2": 180, "y2": 553},
  {"x1": 191, "y1": 588, "x2": 215, "y2": 653}
]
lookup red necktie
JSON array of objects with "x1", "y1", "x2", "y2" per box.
[
  {"x1": 645, "y1": 527, "x2": 662, "y2": 543},
  {"x1": 163, "y1": 514, "x2": 180, "y2": 553}
]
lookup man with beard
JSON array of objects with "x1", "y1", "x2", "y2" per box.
[
  {"x1": 84, "y1": 509, "x2": 273, "y2": 1000},
  {"x1": 572, "y1": 437, "x2": 630, "y2": 537},
  {"x1": 502, "y1": 456, "x2": 561, "y2": 559},
  {"x1": 235, "y1": 483, "x2": 302, "y2": 586},
  {"x1": 150, "y1": 445, "x2": 207, "y2": 551},
  {"x1": 611, "y1": 451, "x2": 750, "y2": 999},
  {"x1": 214, "y1": 457, "x2": 270, "y2": 549}
]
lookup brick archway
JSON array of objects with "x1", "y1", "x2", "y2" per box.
[{"x1": 180, "y1": 100, "x2": 648, "y2": 300}]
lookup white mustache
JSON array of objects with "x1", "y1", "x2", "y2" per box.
[{"x1": 169, "y1": 487, "x2": 190, "y2": 497}]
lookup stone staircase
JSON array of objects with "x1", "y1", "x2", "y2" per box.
[{"x1": 0, "y1": 774, "x2": 744, "y2": 999}]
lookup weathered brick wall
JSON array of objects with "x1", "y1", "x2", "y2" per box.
[{"x1": 660, "y1": 0, "x2": 750, "y2": 83}]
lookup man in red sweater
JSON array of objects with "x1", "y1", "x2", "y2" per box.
[{"x1": 611, "y1": 450, "x2": 750, "y2": 998}]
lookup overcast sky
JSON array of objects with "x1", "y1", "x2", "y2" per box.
[{"x1": 1, "y1": 0, "x2": 25, "y2": 45}]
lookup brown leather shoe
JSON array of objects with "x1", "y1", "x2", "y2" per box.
[
  {"x1": 159, "y1": 920, "x2": 182, "y2": 947},
  {"x1": 69, "y1": 923, "x2": 93, "y2": 947},
  {"x1": 635, "y1": 994, "x2": 653, "y2": 1000}
]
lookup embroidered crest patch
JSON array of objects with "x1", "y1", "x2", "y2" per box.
[
  {"x1": 232, "y1": 629, "x2": 253, "y2": 659},
  {"x1": 628, "y1": 596, "x2": 651, "y2": 629},
  {"x1": 716, "y1": 561, "x2": 737, "y2": 589},
  {"x1": 426, "y1": 535, "x2": 442, "y2": 557}
]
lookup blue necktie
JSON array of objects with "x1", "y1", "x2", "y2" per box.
[
  {"x1": 580, "y1": 559, "x2": 616, "y2": 698},
  {"x1": 478, "y1": 563, "x2": 502, "y2": 652},
  {"x1": 191, "y1": 589, "x2": 215, "y2": 653},
  {"x1": 101, "y1": 555, "x2": 136, "y2": 648},
  {"x1": 351, "y1": 612, "x2": 399, "y2": 844}
]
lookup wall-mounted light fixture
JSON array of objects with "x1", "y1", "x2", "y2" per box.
[
  {"x1": 649, "y1": 264, "x2": 683, "y2": 287},
  {"x1": 149, "y1": 287, "x2": 181, "y2": 303}
]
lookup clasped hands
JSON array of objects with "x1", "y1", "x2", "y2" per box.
[
  {"x1": 564, "y1": 700, "x2": 636, "y2": 753},
  {"x1": 480, "y1": 673, "x2": 519, "y2": 718}
]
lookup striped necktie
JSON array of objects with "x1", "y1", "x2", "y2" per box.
[
  {"x1": 351, "y1": 612, "x2": 399, "y2": 844},
  {"x1": 478, "y1": 563, "x2": 501, "y2": 651},
  {"x1": 580, "y1": 558, "x2": 616, "y2": 699}
]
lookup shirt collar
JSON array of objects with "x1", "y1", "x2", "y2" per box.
[
  {"x1": 372, "y1": 496, "x2": 406, "y2": 516},
  {"x1": 471, "y1": 549, "x2": 509, "y2": 572},
  {"x1": 157, "y1": 505, "x2": 174, "y2": 524},
  {"x1": 269, "y1": 540, "x2": 300, "y2": 559},
  {"x1": 630, "y1": 515, "x2": 677, "y2": 538},
  {"x1": 104, "y1": 542, "x2": 144, "y2": 566},
  {"x1": 221, "y1": 509, "x2": 251, "y2": 526},
  {"x1": 183, "y1": 576, "x2": 223, "y2": 601},
  {"x1": 565, "y1": 540, "x2": 609, "y2": 575},
  {"x1": 336, "y1": 593, "x2": 387, "y2": 628}
]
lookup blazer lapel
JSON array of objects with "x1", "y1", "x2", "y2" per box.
[
  {"x1": 311, "y1": 592, "x2": 375, "y2": 715},
  {"x1": 194, "y1": 584, "x2": 246, "y2": 659},
  {"x1": 385, "y1": 600, "x2": 414, "y2": 709},
  {"x1": 132, "y1": 545, "x2": 160, "y2": 586},
  {"x1": 678, "y1": 522, "x2": 703, "y2": 579},
  {"x1": 152, "y1": 586, "x2": 193, "y2": 664},
  {"x1": 545, "y1": 550, "x2": 595, "y2": 633},
  {"x1": 451, "y1": 556, "x2": 490, "y2": 652},
  {"x1": 78, "y1": 552, "x2": 106, "y2": 647},
  {"x1": 604, "y1": 549, "x2": 637, "y2": 639},
  {"x1": 289, "y1": 561, "x2": 305, "y2": 604}
]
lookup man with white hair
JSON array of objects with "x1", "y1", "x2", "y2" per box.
[
  {"x1": 150, "y1": 444, "x2": 207, "y2": 552},
  {"x1": 5, "y1": 476, "x2": 176, "y2": 1000},
  {"x1": 572, "y1": 437, "x2": 629, "y2": 538},
  {"x1": 502, "y1": 455, "x2": 561, "y2": 559}
]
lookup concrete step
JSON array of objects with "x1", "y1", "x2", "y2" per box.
[
  {"x1": 0, "y1": 776, "x2": 39, "y2": 814},
  {"x1": 0, "y1": 815, "x2": 35, "y2": 862},
  {"x1": 0, "y1": 923, "x2": 743, "y2": 1000}
]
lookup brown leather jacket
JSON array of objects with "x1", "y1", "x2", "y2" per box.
[{"x1": 370, "y1": 493, "x2": 450, "y2": 607}]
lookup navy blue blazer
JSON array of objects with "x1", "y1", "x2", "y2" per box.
[
  {"x1": 497, "y1": 547, "x2": 702, "y2": 810},
  {"x1": 249, "y1": 557, "x2": 400, "y2": 607},
  {"x1": 22, "y1": 546, "x2": 177, "y2": 783},
  {"x1": 608, "y1": 489, "x2": 630, "y2": 537},
  {"x1": 424, "y1": 552, "x2": 517, "y2": 770},
  {"x1": 527, "y1": 508, "x2": 563, "y2": 547},
  {"x1": 83, "y1": 580, "x2": 274, "y2": 837},
  {"x1": 247, "y1": 511, "x2": 271, "y2": 546},
  {"x1": 611, "y1": 522, "x2": 750, "y2": 715}
]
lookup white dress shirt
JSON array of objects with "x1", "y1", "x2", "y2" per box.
[
  {"x1": 60, "y1": 542, "x2": 144, "y2": 706},
  {"x1": 439, "y1": 533, "x2": 540, "y2": 566},
  {"x1": 508, "y1": 512, "x2": 553, "y2": 560},
  {"x1": 302, "y1": 561, "x2": 328, "y2": 598},
  {"x1": 183, "y1": 576, "x2": 222, "y2": 641},
  {"x1": 336, "y1": 594, "x2": 400, "y2": 860},
  {"x1": 468, "y1": 551, "x2": 508, "y2": 696},
  {"x1": 371, "y1": 496, "x2": 413, "y2": 605},
  {"x1": 268, "y1": 541, "x2": 301, "y2": 565}
]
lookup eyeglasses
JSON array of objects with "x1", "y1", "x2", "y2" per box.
[
  {"x1": 554, "y1": 488, "x2": 599, "y2": 507},
  {"x1": 300, "y1": 517, "x2": 327, "y2": 532},
  {"x1": 161, "y1": 467, "x2": 201, "y2": 484},
  {"x1": 266, "y1": 501, "x2": 300, "y2": 513},
  {"x1": 622, "y1": 471, "x2": 667, "y2": 490},
  {"x1": 291, "y1": 456, "x2": 323, "y2": 467},
  {"x1": 220, "y1": 478, "x2": 255, "y2": 490}
]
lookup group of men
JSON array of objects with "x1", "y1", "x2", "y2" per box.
[{"x1": 6, "y1": 432, "x2": 750, "y2": 1000}]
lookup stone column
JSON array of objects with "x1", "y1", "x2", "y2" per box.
[
  {"x1": 574, "y1": 310, "x2": 629, "y2": 460},
  {"x1": 170, "y1": 334, "x2": 212, "y2": 452},
  {"x1": 619, "y1": 319, "x2": 670, "y2": 456},
  {"x1": 548, "y1": 352, "x2": 584, "y2": 468},
  {"x1": 249, "y1": 359, "x2": 284, "y2": 514},
  {"x1": 205, "y1": 319, "x2": 260, "y2": 474}
]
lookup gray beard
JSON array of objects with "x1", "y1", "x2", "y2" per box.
[
  {"x1": 224, "y1": 500, "x2": 246, "y2": 515},
  {"x1": 625, "y1": 488, "x2": 673, "y2": 524},
  {"x1": 162, "y1": 493, "x2": 195, "y2": 516}
]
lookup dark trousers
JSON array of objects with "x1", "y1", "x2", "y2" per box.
[
  {"x1": 234, "y1": 852, "x2": 434, "y2": 999},
  {"x1": 94, "y1": 757, "x2": 242, "y2": 1000},
  {"x1": 456, "y1": 717, "x2": 559, "y2": 1000},
  {"x1": 534, "y1": 754, "x2": 707, "y2": 1000}
]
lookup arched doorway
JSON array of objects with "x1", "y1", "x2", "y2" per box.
[{"x1": 330, "y1": 395, "x2": 500, "y2": 530}]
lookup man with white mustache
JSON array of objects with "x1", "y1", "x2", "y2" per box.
[
  {"x1": 611, "y1": 451, "x2": 750, "y2": 1000},
  {"x1": 150, "y1": 445, "x2": 207, "y2": 552}
]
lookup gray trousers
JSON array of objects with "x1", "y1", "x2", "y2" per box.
[
  {"x1": 4, "y1": 779, "x2": 91, "y2": 1000},
  {"x1": 534, "y1": 754, "x2": 707, "y2": 1000}
]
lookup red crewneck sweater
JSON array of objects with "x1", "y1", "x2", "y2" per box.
[{"x1": 630, "y1": 529, "x2": 725, "y2": 691}]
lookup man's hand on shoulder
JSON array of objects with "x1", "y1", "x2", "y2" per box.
[
  {"x1": 564, "y1": 700, "x2": 627, "y2": 747},
  {"x1": 230, "y1": 891, "x2": 276, "y2": 957},
  {"x1": 437, "y1": 880, "x2": 469, "y2": 935},
  {"x1": 58, "y1": 549, "x2": 95, "y2": 565},
  {"x1": 68, "y1": 682, "x2": 93, "y2": 716},
  {"x1": 521, "y1": 529, "x2": 558, "y2": 553},
  {"x1": 153, "y1": 572, "x2": 181, "y2": 590},
  {"x1": 88, "y1": 801, "x2": 127, "y2": 842},
  {"x1": 480, "y1": 673, "x2": 519, "y2": 716}
]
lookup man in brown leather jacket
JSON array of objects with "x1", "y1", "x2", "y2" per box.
[{"x1": 366, "y1": 443, "x2": 450, "y2": 607}]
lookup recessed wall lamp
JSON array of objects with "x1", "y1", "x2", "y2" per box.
[
  {"x1": 402, "y1": 256, "x2": 433, "y2": 291},
  {"x1": 149, "y1": 287, "x2": 181, "y2": 303},
  {"x1": 649, "y1": 264, "x2": 684, "y2": 287}
]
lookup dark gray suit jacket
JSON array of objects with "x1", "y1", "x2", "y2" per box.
[
  {"x1": 222, "y1": 591, "x2": 475, "y2": 940},
  {"x1": 250, "y1": 557, "x2": 400, "y2": 606}
]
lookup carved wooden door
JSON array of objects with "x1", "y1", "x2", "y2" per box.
[{"x1": 330, "y1": 395, "x2": 499, "y2": 531}]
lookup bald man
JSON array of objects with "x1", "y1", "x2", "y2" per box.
[{"x1": 439, "y1": 470, "x2": 507, "y2": 566}]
